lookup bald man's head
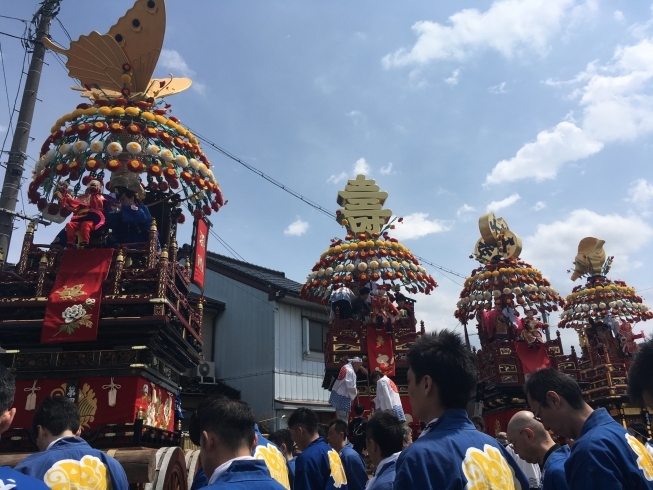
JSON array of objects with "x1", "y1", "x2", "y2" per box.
[{"x1": 507, "y1": 410, "x2": 556, "y2": 465}]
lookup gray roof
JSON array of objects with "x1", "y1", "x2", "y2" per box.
[{"x1": 205, "y1": 251, "x2": 303, "y2": 296}]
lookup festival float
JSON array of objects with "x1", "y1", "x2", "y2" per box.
[
  {"x1": 558, "y1": 237, "x2": 651, "y2": 424},
  {"x1": 454, "y1": 213, "x2": 581, "y2": 435},
  {"x1": 300, "y1": 174, "x2": 437, "y2": 431},
  {"x1": 0, "y1": 1, "x2": 219, "y2": 487}
]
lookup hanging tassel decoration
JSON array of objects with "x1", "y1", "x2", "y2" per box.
[
  {"x1": 24, "y1": 380, "x2": 41, "y2": 411},
  {"x1": 102, "y1": 378, "x2": 121, "y2": 407}
]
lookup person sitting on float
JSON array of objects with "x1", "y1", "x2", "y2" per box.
[
  {"x1": 105, "y1": 186, "x2": 152, "y2": 246},
  {"x1": 56, "y1": 179, "x2": 111, "y2": 248},
  {"x1": 519, "y1": 309, "x2": 545, "y2": 347}
]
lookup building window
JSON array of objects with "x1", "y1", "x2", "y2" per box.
[{"x1": 308, "y1": 320, "x2": 328, "y2": 353}]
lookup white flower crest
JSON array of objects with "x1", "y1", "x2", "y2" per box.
[{"x1": 62, "y1": 304, "x2": 86, "y2": 323}]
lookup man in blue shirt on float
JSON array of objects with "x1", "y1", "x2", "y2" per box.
[
  {"x1": 393, "y1": 329, "x2": 529, "y2": 490},
  {"x1": 525, "y1": 368, "x2": 653, "y2": 489},
  {"x1": 327, "y1": 419, "x2": 367, "y2": 490},
  {"x1": 506, "y1": 410, "x2": 569, "y2": 490}
]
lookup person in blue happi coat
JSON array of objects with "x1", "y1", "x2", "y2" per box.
[
  {"x1": 189, "y1": 401, "x2": 291, "y2": 490},
  {"x1": 629, "y1": 339, "x2": 653, "y2": 417},
  {"x1": 196, "y1": 395, "x2": 285, "y2": 489},
  {"x1": 15, "y1": 396, "x2": 128, "y2": 490},
  {"x1": 0, "y1": 364, "x2": 49, "y2": 490},
  {"x1": 269, "y1": 428, "x2": 296, "y2": 485},
  {"x1": 393, "y1": 329, "x2": 529, "y2": 490},
  {"x1": 507, "y1": 410, "x2": 570, "y2": 490},
  {"x1": 327, "y1": 419, "x2": 367, "y2": 490},
  {"x1": 365, "y1": 411, "x2": 404, "y2": 490},
  {"x1": 288, "y1": 407, "x2": 348, "y2": 490},
  {"x1": 525, "y1": 368, "x2": 653, "y2": 490},
  {"x1": 105, "y1": 187, "x2": 152, "y2": 245}
]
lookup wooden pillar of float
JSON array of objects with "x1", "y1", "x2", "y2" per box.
[
  {"x1": 148, "y1": 219, "x2": 158, "y2": 270},
  {"x1": 17, "y1": 222, "x2": 35, "y2": 274}
]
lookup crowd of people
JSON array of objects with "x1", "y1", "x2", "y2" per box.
[{"x1": 1, "y1": 331, "x2": 653, "y2": 489}]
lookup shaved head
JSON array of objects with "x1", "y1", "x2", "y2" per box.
[{"x1": 507, "y1": 410, "x2": 555, "y2": 465}]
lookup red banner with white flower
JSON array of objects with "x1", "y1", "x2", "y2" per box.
[
  {"x1": 366, "y1": 326, "x2": 396, "y2": 376},
  {"x1": 41, "y1": 249, "x2": 114, "y2": 343},
  {"x1": 192, "y1": 217, "x2": 208, "y2": 291}
]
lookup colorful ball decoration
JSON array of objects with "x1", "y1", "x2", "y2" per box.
[
  {"x1": 27, "y1": 96, "x2": 223, "y2": 222},
  {"x1": 558, "y1": 238, "x2": 652, "y2": 330},
  {"x1": 454, "y1": 212, "x2": 564, "y2": 324},
  {"x1": 454, "y1": 258, "x2": 564, "y2": 323},
  {"x1": 300, "y1": 229, "x2": 437, "y2": 305}
]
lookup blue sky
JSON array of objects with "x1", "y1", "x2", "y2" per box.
[{"x1": 2, "y1": 0, "x2": 653, "y2": 352}]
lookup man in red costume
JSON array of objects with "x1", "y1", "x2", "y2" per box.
[{"x1": 57, "y1": 180, "x2": 108, "y2": 247}]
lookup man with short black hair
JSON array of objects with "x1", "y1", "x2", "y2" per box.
[
  {"x1": 195, "y1": 396, "x2": 285, "y2": 489},
  {"x1": 348, "y1": 404, "x2": 367, "y2": 456},
  {"x1": 628, "y1": 339, "x2": 653, "y2": 411},
  {"x1": 288, "y1": 408, "x2": 348, "y2": 490},
  {"x1": 471, "y1": 415, "x2": 485, "y2": 432},
  {"x1": 0, "y1": 365, "x2": 48, "y2": 489},
  {"x1": 15, "y1": 396, "x2": 128, "y2": 489},
  {"x1": 366, "y1": 411, "x2": 403, "y2": 490},
  {"x1": 269, "y1": 428, "x2": 296, "y2": 482},
  {"x1": 106, "y1": 186, "x2": 152, "y2": 245},
  {"x1": 524, "y1": 368, "x2": 653, "y2": 489},
  {"x1": 393, "y1": 330, "x2": 528, "y2": 489},
  {"x1": 351, "y1": 287, "x2": 371, "y2": 320},
  {"x1": 327, "y1": 419, "x2": 367, "y2": 490}
]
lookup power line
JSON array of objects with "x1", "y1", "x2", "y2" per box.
[
  {"x1": 208, "y1": 228, "x2": 245, "y2": 262},
  {"x1": 0, "y1": 41, "x2": 28, "y2": 163},
  {"x1": 0, "y1": 15, "x2": 29, "y2": 23},
  {"x1": 190, "y1": 127, "x2": 469, "y2": 283},
  {"x1": 0, "y1": 31, "x2": 30, "y2": 42},
  {"x1": 0, "y1": 40, "x2": 15, "y2": 136}
]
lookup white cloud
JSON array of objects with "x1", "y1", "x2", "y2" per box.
[
  {"x1": 353, "y1": 157, "x2": 371, "y2": 175},
  {"x1": 456, "y1": 204, "x2": 475, "y2": 217},
  {"x1": 284, "y1": 218, "x2": 309, "y2": 236},
  {"x1": 0, "y1": 124, "x2": 6, "y2": 133},
  {"x1": 486, "y1": 121, "x2": 603, "y2": 184},
  {"x1": 488, "y1": 82, "x2": 507, "y2": 94},
  {"x1": 382, "y1": 0, "x2": 580, "y2": 68},
  {"x1": 522, "y1": 209, "x2": 653, "y2": 280},
  {"x1": 613, "y1": 10, "x2": 625, "y2": 23},
  {"x1": 533, "y1": 201, "x2": 546, "y2": 211},
  {"x1": 488, "y1": 38, "x2": 653, "y2": 184},
  {"x1": 159, "y1": 49, "x2": 204, "y2": 94},
  {"x1": 390, "y1": 213, "x2": 452, "y2": 240},
  {"x1": 417, "y1": 282, "x2": 465, "y2": 335},
  {"x1": 159, "y1": 49, "x2": 195, "y2": 77},
  {"x1": 380, "y1": 162, "x2": 394, "y2": 175},
  {"x1": 627, "y1": 179, "x2": 653, "y2": 205},
  {"x1": 486, "y1": 193, "x2": 521, "y2": 212},
  {"x1": 327, "y1": 172, "x2": 347, "y2": 184},
  {"x1": 444, "y1": 69, "x2": 461, "y2": 86}
]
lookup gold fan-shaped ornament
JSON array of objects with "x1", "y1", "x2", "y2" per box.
[
  {"x1": 27, "y1": 0, "x2": 224, "y2": 222},
  {"x1": 559, "y1": 237, "x2": 652, "y2": 330},
  {"x1": 454, "y1": 213, "x2": 563, "y2": 324}
]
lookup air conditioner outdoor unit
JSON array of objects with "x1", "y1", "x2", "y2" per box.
[{"x1": 194, "y1": 361, "x2": 215, "y2": 382}]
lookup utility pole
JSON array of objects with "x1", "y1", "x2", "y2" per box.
[{"x1": 0, "y1": 0, "x2": 61, "y2": 263}]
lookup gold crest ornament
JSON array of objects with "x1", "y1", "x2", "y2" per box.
[
  {"x1": 626, "y1": 433, "x2": 653, "y2": 480},
  {"x1": 50, "y1": 383, "x2": 97, "y2": 430},
  {"x1": 44, "y1": 454, "x2": 110, "y2": 490},
  {"x1": 327, "y1": 449, "x2": 347, "y2": 488},
  {"x1": 462, "y1": 445, "x2": 520, "y2": 490},
  {"x1": 474, "y1": 213, "x2": 522, "y2": 264},
  {"x1": 254, "y1": 444, "x2": 291, "y2": 489},
  {"x1": 570, "y1": 237, "x2": 607, "y2": 281}
]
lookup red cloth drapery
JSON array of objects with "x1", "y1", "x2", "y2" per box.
[
  {"x1": 366, "y1": 326, "x2": 396, "y2": 376},
  {"x1": 192, "y1": 218, "x2": 208, "y2": 291},
  {"x1": 514, "y1": 341, "x2": 551, "y2": 374},
  {"x1": 42, "y1": 249, "x2": 114, "y2": 343}
]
